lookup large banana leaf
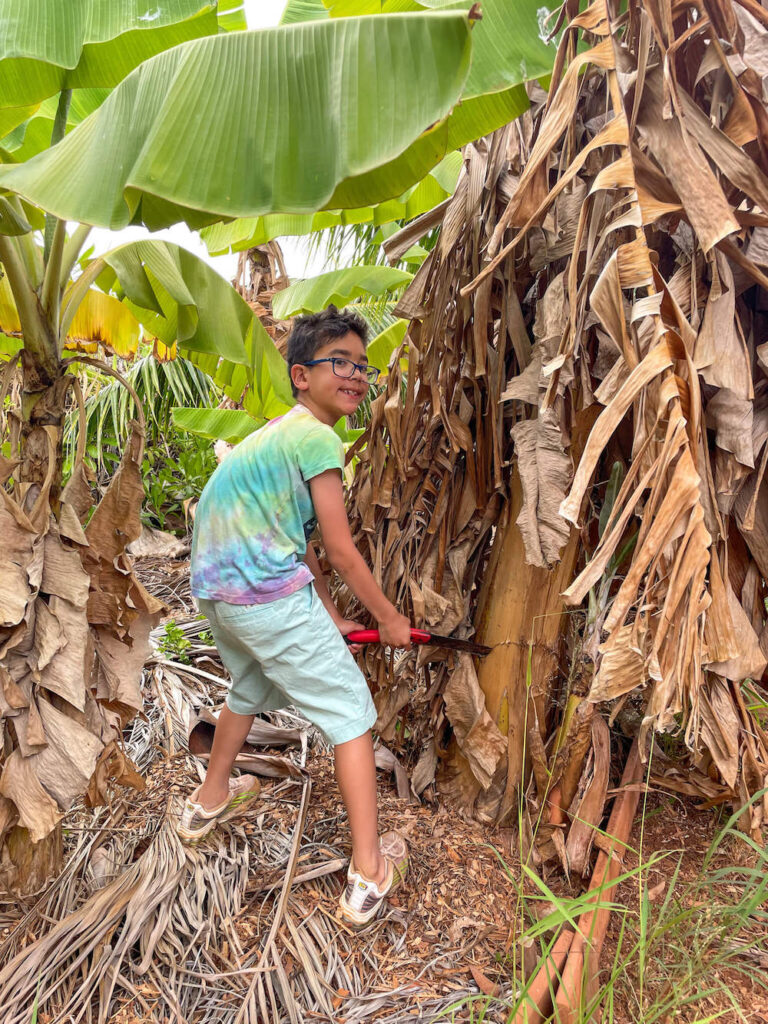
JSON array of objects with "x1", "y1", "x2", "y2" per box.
[
  {"x1": 200, "y1": 152, "x2": 462, "y2": 255},
  {"x1": 0, "y1": 1, "x2": 220, "y2": 109},
  {"x1": 280, "y1": 0, "x2": 330, "y2": 23},
  {"x1": 315, "y1": 0, "x2": 555, "y2": 208},
  {"x1": 66, "y1": 287, "x2": 141, "y2": 358},
  {"x1": 171, "y1": 406, "x2": 263, "y2": 443},
  {"x1": 61, "y1": 240, "x2": 293, "y2": 412},
  {"x1": 1, "y1": 88, "x2": 109, "y2": 163},
  {"x1": 272, "y1": 266, "x2": 412, "y2": 319},
  {"x1": 96, "y1": 241, "x2": 286, "y2": 376},
  {"x1": 366, "y1": 318, "x2": 408, "y2": 374},
  {"x1": 0, "y1": 14, "x2": 472, "y2": 230},
  {"x1": 326, "y1": 0, "x2": 555, "y2": 98}
]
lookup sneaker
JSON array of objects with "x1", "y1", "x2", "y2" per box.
[
  {"x1": 176, "y1": 774, "x2": 260, "y2": 843},
  {"x1": 339, "y1": 830, "x2": 409, "y2": 927}
]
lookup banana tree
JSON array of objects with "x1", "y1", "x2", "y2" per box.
[{"x1": 0, "y1": 1, "x2": 476, "y2": 891}]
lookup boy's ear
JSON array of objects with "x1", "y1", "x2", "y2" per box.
[{"x1": 290, "y1": 362, "x2": 310, "y2": 392}]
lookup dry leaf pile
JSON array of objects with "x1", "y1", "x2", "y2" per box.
[
  {"x1": 341, "y1": 0, "x2": 768, "y2": 862},
  {"x1": 0, "y1": 617, "x2": 525, "y2": 1024}
]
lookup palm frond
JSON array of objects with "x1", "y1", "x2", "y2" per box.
[{"x1": 64, "y1": 353, "x2": 218, "y2": 476}]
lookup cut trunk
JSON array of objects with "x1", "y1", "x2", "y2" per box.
[{"x1": 443, "y1": 468, "x2": 581, "y2": 822}]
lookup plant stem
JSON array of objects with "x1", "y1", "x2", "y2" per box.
[
  {"x1": 43, "y1": 89, "x2": 72, "y2": 263},
  {"x1": 59, "y1": 223, "x2": 92, "y2": 291},
  {"x1": 41, "y1": 216, "x2": 67, "y2": 322},
  {"x1": 10, "y1": 225, "x2": 44, "y2": 288},
  {"x1": 0, "y1": 234, "x2": 59, "y2": 384}
]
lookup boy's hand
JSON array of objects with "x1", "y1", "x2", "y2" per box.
[
  {"x1": 335, "y1": 617, "x2": 366, "y2": 654},
  {"x1": 378, "y1": 611, "x2": 412, "y2": 650}
]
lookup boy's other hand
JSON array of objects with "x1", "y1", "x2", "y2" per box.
[
  {"x1": 336, "y1": 617, "x2": 366, "y2": 654},
  {"x1": 378, "y1": 611, "x2": 412, "y2": 650}
]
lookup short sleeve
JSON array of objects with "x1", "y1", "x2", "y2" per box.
[{"x1": 295, "y1": 424, "x2": 344, "y2": 482}]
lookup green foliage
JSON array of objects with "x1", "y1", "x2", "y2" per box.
[
  {"x1": 280, "y1": 0, "x2": 330, "y2": 22},
  {"x1": 157, "y1": 620, "x2": 192, "y2": 663},
  {"x1": 64, "y1": 352, "x2": 219, "y2": 531},
  {"x1": 171, "y1": 406, "x2": 263, "y2": 444},
  {"x1": 366, "y1": 318, "x2": 408, "y2": 373},
  {"x1": 2, "y1": 88, "x2": 110, "y2": 163},
  {"x1": 183, "y1": 317, "x2": 293, "y2": 424},
  {"x1": 272, "y1": 265, "x2": 412, "y2": 319},
  {"x1": 276, "y1": 0, "x2": 556, "y2": 215},
  {"x1": 199, "y1": 152, "x2": 462, "y2": 256},
  {"x1": 65, "y1": 353, "x2": 215, "y2": 467},
  {"x1": 93, "y1": 239, "x2": 279, "y2": 367},
  {"x1": 0, "y1": 0, "x2": 220, "y2": 110},
  {"x1": 434, "y1": 793, "x2": 768, "y2": 1024},
  {"x1": 0, "y1": 15, "x2": 473, "y2": 230},
  {"x1": 141, "y1": 432, "x2": 217, "y2": 532}
]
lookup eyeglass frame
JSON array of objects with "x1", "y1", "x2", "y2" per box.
[{"x1": 301, "y1": 356, "x2": 380, "y2": 384}]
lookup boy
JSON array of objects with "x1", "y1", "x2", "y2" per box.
[{"x1": 178, "y1": 306, "x2": 412, "y2": 926}]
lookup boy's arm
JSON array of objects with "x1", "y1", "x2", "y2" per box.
[
  {"x1": 302, "y1": 541, "x2": 346, "y2": 624},
  {"x1": 309, "y1": 469, "x2": 412, "y2": 649}
]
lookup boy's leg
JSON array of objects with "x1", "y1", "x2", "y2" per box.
[
  {"x1": 196, "y1": 706, "x2": 256, "y2": 809},
  {"x1": 334, "y1": 730, "x2": 387, "y2": 886}
]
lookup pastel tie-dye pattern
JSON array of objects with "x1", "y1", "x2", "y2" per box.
[{"x1": 190, "y1": 405, "x2": 344, "y2": 604}]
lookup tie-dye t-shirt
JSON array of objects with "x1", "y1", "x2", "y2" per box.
[{"x1": 190, "y1": 405, "x2": 344, "y2": 604}]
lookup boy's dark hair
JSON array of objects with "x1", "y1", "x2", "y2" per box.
[{"x1": 286, "y1": 305, "x2": 369, "y2": 397}]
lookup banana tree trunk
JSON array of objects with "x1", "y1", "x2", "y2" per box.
[
  {"x1": 0, "y1": 320, "x2": 160, "y2": 893},
  {"x1": 1, "y1": 318, "x2": 68, "y2": 891},
  {"x1": 444, "y1": 468, "x2": 581, "y2": 823}
]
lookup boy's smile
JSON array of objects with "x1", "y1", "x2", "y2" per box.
[{"x1": 291, "y1": 330, "x2": 371, "y2": 426}]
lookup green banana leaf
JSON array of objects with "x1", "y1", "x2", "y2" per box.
[
  {"x1": 314, "y1": 0, "x2": 555, "y2": 208},
  {"x1": 172, "y1": 404, "x2": 365, "y2": 447},
  {"x1": 200, "y1": 152, "x2": 462, "y2": 255},
  {"x1": 0, "y1": 1, "x2": 220, "y2": 109},
  {"x1": 366, "y1": 318, "x2": 408, "y2": 374},
  {"x1": 181, "y1": 318, "x2": 294, "y2": 421},
  {"x1": 272, "y1": 266, "x2": 412, "y2": 320},
  {"x1": 171, "y1": 406, "x2": 263, "y2": 444},
  {"x1": 319, "y1": 0, "x2": 555, "y2": 96},
  {"x1": 1, "y1": 88, "x2": 109, "y2": 163},
  {"x1": 97, "y1": 241, "x2": 254, "y2": 365},
  {"x1": 62, "y1": 240, "x2": 293, "y2": 409},
  {"x1": 216, "y1": 0, "x2": 247, "y2": 31},
  {"x1": 280, "y1": 0, "x2": 330, "y2": 23},
  {"x1": 0, "y1": 14, "x2": 472, "y2": 229},
  {"x1": 0, "y1": 104, "x2": 38, "y2": 139}
]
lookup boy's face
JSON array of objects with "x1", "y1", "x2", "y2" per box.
[{"x1": 291, "y1": 331, "x2": 371, "y2": 424}]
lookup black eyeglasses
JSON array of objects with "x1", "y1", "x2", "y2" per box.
[{"x1": 302, "y1": 357, "x2": 380, "y2": 385}]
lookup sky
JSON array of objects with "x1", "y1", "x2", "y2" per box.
[{"x1": 90, "y1": 0, "x2": 332, "y2": 288}]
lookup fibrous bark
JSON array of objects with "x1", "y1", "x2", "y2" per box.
[
  {"x1": 0, "y1": 356, "x2": 162, "y2": 892},
  {"x1": 343, "y1": 0, "x2": 768, "y2": 846}
]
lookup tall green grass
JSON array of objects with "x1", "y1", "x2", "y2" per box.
[{"x1": 435, "y1": 793, "x2": 768, "y2": 1023}]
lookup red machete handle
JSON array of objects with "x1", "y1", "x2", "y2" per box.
[{"x1": 346, "y1": 628, "x2": 431, "y2": 645}]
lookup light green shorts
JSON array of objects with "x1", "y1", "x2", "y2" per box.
[{"x1": 197, "y1": 585, "x2": 377, "y2": 746}]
